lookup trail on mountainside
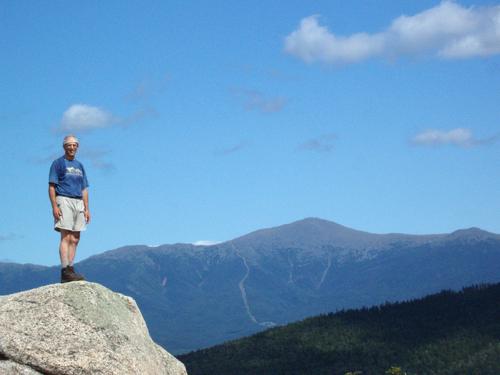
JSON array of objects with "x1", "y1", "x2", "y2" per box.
[
  {"x1": 287, "y1": 251, "x2": 294, "y2": 285},
  {"x1": 230, "y1": 242, "x2": 275, "y2": 328},
  {"x1": 317, "y1": 254, "x2": 332, "y2": 290}
]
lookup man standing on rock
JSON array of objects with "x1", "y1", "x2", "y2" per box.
[{"x1": 49, "y1": 135, "x2": 90, "y2": 283}]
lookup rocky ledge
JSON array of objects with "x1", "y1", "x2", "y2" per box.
[{"x1": 0, "y1": 281, "x2": 187, "y2": 375}]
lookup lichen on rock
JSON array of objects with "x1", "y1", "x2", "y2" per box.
[{"x1": 0, "y1": 281, "x2": 187, "y2": 375}]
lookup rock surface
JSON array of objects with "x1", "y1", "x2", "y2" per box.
[
  {"x1": 0, "y1": 281, "x2": 187, "y2": 375},
  {"x1": 0, "y1": 360, "x2": 43, "y2": 374}
]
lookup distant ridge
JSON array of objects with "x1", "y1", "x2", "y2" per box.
[
  {"x1": 76, "y1": 218, "x2": 500, "y2": 257},
  {"x1": 1, "y1": 217, "x2": 499, "y2": 354}
]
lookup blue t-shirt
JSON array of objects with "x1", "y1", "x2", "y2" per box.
[{"x1": 49, "y1": 156, "x2": 89, "y2": 199}]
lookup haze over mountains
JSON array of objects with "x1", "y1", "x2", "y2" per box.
[{"x1": 1, "y1": 218, "x2": 500, "y2": 354}]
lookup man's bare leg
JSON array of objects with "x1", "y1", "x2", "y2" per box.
[
  {"x1": 60, "y1": 230, "x2": 84, "y2": 282},
  {"x1": 59, "y1": 230, "x2": 72, "y2": 268},
  {"x1": 68, "y1": 231, "x2": 80, "y2": 266}
]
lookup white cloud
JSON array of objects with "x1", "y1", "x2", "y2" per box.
[
  {"x1": 285, "y1": 1, "x2": 500, "y2": 64},
  {"x1": 60, "y1": 104, "x2": 117, "y2": 131},
  {"x1": 285, "y1": 15, "x2": 385, "y2": 63},
  {"x1": 193, "y1": 240, "x2": 221, "y2": 246},
  {"x1": 58, "y1": 104, "x2": 155, "y2": 132},
  {"x1": 411, "y1": 128, "x2": 498, "y2": 147}
]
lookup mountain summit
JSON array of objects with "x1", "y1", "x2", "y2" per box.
[
  {"x1": 233, "y1": 217, "x2": 375, "y2": 248},
  {"x1": 448, "y1": 227, "x2": 498, "y2": 240},
  {"x1": 230, "y1": 217, "x2": 442, "y2": 256}
]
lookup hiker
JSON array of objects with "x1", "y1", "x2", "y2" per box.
[{"x1": 48, "y1": 135, "x2": 90, "y2": 283}]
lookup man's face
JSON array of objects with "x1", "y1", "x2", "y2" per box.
[{"x1": 63, "y1": 141, "x2": 79, "y2": 158}]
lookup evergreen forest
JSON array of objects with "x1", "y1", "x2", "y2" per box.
[{"x1": 179, "y1": 283, "x2": 500, "y2": 375}]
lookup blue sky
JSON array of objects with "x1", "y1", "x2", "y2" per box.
[{"x1": 1, "y1": 0, "x2": 499, "y2": 265}]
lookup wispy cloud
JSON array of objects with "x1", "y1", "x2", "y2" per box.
[
  {"x1": 232, "y1": 88, "x2": 287, "y2": 114},
  {"x1": 120, "y1": 107, "x2": 158, "y2": 127},
  {"x1": 79, "y1": 148, "x2": 116, "y2": 171},
  {"x1": 297, "y1": 133, "x2": 337, "y2": 152},
  {"x1": 214, "y1": 141, "x2": 248, "y2": 156},
  {"x1": 30, "y1": 152, "x2": 60, "y2": 165},
  {"x1": 126, "y1": 80, "x2": 150, "y2": 102},
  {"x1": 285, "y1": 1, "x2": 500, "y2": 64},
  {"x1": 0, "y1": 109, "x2": 31, "y2": 122},
  {"x1": 411, "y1": 128, "x2": 499, "y2": 147},
  {"x1": 31, "y1": 148, "x2": 115, "y2": 171},
  {"x1": 235, "y1": 64, "x2": 299, "y2": 82},
  {"x1": 0, "y1": 233, "x2": 22, "y2": 242},
  {"x1": 125, "y1": 74, "x2": 171, "y2": 102}
]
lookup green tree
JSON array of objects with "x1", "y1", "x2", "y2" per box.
[{"x1": 386, "y1": 366, "x2": 405, "y2": 375}]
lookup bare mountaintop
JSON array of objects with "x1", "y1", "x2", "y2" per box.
[{"x1": 231, "y1": 217, "x2": 443, "y2": 251}]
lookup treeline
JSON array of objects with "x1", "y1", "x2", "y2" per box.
[{"x1": 179, "y1": 283, "x2": 500, "y2": 375}]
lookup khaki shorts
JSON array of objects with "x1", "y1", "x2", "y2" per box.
[{"x1": 54, "y1": 196, "x2": 86, "y2": 232}]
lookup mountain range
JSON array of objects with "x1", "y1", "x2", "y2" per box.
[{"x1": 1, "y1": 218, "x2": 500, "y2": 354}]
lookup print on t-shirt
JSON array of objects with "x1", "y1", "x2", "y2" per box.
[{"x1": 66, "y1": 167, "x2": 83, "y2": 177}]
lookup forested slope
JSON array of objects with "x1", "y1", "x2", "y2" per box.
[{"x1": 180, "y1": 283, "x2": 500, "y2": 375}]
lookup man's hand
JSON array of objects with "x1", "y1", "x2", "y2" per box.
[
  {"x1": 52, "y1": 206, "x2": 62, "y2": 222},
  {"x1": 48, "y1": 184, "x2": 60, "y2": 222},
  {"x1": 84, "y1": 209, "x2": 91, "y2": 224}
]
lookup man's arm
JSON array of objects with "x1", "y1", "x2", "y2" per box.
[
  {"x1": 48, "y1": 183, "x2": 61, "y2": 221},
  {"x1": 82, "y1": 188, "x2": 91, "y2": 224}
]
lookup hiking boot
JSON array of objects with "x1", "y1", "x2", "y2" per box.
[
  {"x1": 68, "y1": 266, "x2": 85, "y2": 281},
  {"x1": 61, "y1": 266, "x2": 85, "y2": 283}
]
